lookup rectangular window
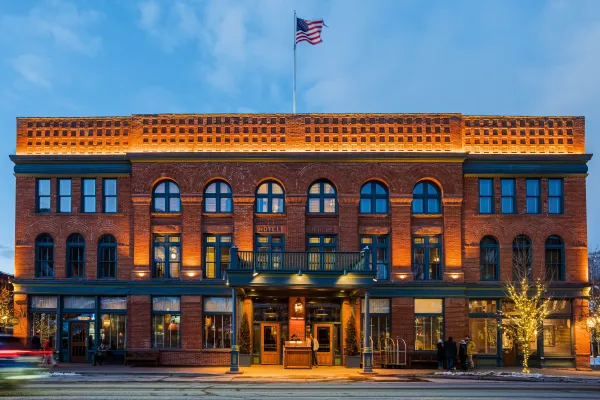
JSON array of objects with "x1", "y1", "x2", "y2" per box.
[
  {"x1": 36, "y1": 179, "x2": 51, "y2": 213},
  {"x1": 57, "y1": 179, "x2": 72, "y2": 213},
  {"x1": 468, "y1": 318, "x2": 497, "y2": 354},
  {"x1": 30, "y1": 312, "x2": 57, "y2": 348},
  {"x1": 307, "y1": 235, "x2": 338, "y2": 270},
  {"x1": 414, "y1": 299, "x2": 443, "y2": 351},
  {"x1": 203, "y1": 297, "x2": 232, "y2": 349},
  {"x1": 103, "y1": 179, "x2": 117, "y2": 213},
  {"x1": 31, "y1": 296, "x2": 58, "y2": 309},
  {"x1": 359, "y1": 298, "x2": 390, "y2": 352},
  {"x1": 501, "y1": 179, "x2": 516, "y2": 214},
  {"x1": 82, "y1": 179, "x2": 96, "y2": 213},
  {"x1": 100, "y1": 314, "x2": 126, "y2": 350},
  {"x1": 542, "y1": 319, "x2": 571, "y2": 356},
  {"x1": 412, "y1": 236, "x2": 442, "y2": 280},
  {"x1": 152, "y1": 297, "x2": 180, "y2": 348},
  {"x1": 100, "y1": 297, "x2": 127, "y2": 310},
  {"x1": 468, "y1": 300, "x2": 497, "y2": 314},
  {"x1": 526, "y1": 179, "x2": 541, "y2": 214},
  {"x1": 63, "y1": 296, "x2": 95, "y2": 309},
  {"x1": 478, "y1": 179, "x2": 494, "y2": 214},
  {"x1": 203, "y1": 234, "x2": 232, "y2": 279},
  {"x1": 153, "y1": 235, "x2": 181, "y2": 279},
  {"x1": 548, "y1": 179, "x2": 563, "y2": 214},
  {"x1": 360, "y1": 235, "x2": 389, "y2": 280},
  {"x1": 255, "y1": 234, "x2": 285, "y2": 269}
]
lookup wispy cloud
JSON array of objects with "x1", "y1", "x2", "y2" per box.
[{"x1": 11, "y1": 54, "x2": 52, "y2": 89}]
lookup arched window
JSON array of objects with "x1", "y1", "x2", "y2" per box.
[
  {"x1": 545, "y1": 235, "x2": 564, "y2": 281},
  {"x1": 152, "y1": 180, "x2": 181, "y2": 213},
  {"x1": 98, "y1": 235, "x2": 117, "y2": 279},
  {"x1": 360, "y1": 181, "x2": 389, "y2": 214},
  {"x1": 412, "y1": 181, "x2": 441, "y2": 214},
  {"x1": 256, "y1": 181, "x2": 285, "y2": 214},
  {"x1": 512, "y1": 235, "x2": 532, "y2": 281},
  {"x1": 66, "y1": 233, "x2": 85, "y2": 278},
  {"x1": 307, "y1": 180, "x2": 337, "y2": 214},
  {"x1": 480, "y1": 236, "x2": 499, "y2": 281},
  {"x1": 204, "y1": 180, "x2": 232, "y2": 213},
  {"x1": 35, "y1": 233, "x2": 54, "y2": 278}
]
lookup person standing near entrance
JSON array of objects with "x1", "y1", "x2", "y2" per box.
[
  {"x1": 466, "y1": 335, "x2": 476, "y2": 369},
  {"x1": 309, "y1": 334, "x2": 319, "y2": 367},
  {"x1": 444, "y1": 336, "x2": 457, "y2": 371}
]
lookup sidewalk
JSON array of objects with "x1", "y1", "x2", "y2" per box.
[{"x1": 42, "y1": 364, "x2": 600, "y2": 383}]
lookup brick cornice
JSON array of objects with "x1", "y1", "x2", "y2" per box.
[{"x1": 132, "y1": 195, "x2": 151, "y2": 205}]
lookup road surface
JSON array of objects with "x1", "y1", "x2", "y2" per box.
[{"x1": 1, "y1": 378, "x2": 599, "y2": 399}]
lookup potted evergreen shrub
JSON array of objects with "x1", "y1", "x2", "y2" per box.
[
  {"x1": 345, "y1": 313, "x2": 361, "y2": 368},
  {"x1": 238, "y1": 311, "x2": 252, "y2": 367}
]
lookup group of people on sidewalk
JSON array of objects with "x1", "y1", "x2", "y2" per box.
[{"x1": 436, "y1": 335, "x2": 476, "y2": 371}]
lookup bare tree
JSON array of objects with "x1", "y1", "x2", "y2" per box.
[
  {"x1": 501, "y1": 248, "x2": 554, "y2": 373},
  {"x1": 588, "y1": 249, "x2": 600, "y2": 363}
]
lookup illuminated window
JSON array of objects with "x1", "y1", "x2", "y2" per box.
[
  {"x1": 360, "y1": 235, "x2": 389, "y2": 280},
  {"x1": 412, "y1": 181, "x2": 441, "y2": 214},
  {"x1": 203, "y1": 234, "x2": 232, "y2": 279},
  {"x1": 203, "y1": 297, "x2": 232, "y2": 349},
  {"x1": 152, "y1": 235, "x2": 181, "y2": 279},
  {"x1": 412, "y1": 236, "x2": 442, "y2": 280},
  {"x1": 152, "y1": 297, "x2": 180, "y2": 348},
  {"x1": 152, "y1": 180, "x2": 181, "y2": 213},
  {"x1": 359, "y1": 181, "x2": 389, "y2": 214},
  {"x1": 256, "y1": 181, "x2": 285, "y2": 214},
  {"x1": 414, "y1": 299, "x2": 443, "y2": 351},
  {"x1": 204, "y1": 180, "x2": 232, "y2": 213},
  {"x1": 307, "y1": 180, "x2": 337, "y2": 214}
]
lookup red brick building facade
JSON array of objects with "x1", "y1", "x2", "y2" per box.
[{"x1": 10, "y1": 113, "x2": 591, "y2": 368}]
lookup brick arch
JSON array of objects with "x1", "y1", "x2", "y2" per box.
[
  {"x1": 245, "y1": 163, "x2": 297, "y2": 193},
  {"x1": 150, "y1": 177, "x2": 182, "y2": 192},
  {"x1": 358, "y1": 177, "x2": 391, "y2": 193},
  {"x1": 132, "y1": 162, "x2": 197, "y2": 194},
  {"x1": 255, "y1": 177, "x2": 287, "y2": 194},
  {"x1": 399, "y1": 164, "x2": 458, "y2": 196},
  {"x1": 196, "y1": 164, "x2": 254, "y2": 194},
  {"x1": 296, "y1": 163, "x2": 347, "y2": 194}
]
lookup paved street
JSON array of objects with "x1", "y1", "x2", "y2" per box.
[{"x1": 1, "y1": 379, "x2": 600, "y2": 399}]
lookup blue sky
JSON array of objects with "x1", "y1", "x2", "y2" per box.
[{"x1": 0, "y1": 0, "x2": 599, "y2": 274}]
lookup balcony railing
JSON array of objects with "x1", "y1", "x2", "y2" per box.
[{"x1": 229, "y1": 248, "x2": 371, "y2": 273}]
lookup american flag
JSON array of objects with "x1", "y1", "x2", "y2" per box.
[{"x1": 296, "y1": 17, "x2": 325, "y2": 45}]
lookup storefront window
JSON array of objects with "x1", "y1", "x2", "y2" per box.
[
  {"x1": 30, "y1": 312, "x2": 57, "y2": 348},
  {"x1": 306, "y1": 299, "x2": 341, "y2": 323},
  {"x1": 100, "y1": 314, "x2": 126, "y2": 350},
  {"x1": 63, "y1": 296, "x2": 95, "y2": 310},
  {"x1": 31, "y1": 295, "x2": 57, "y2": 309},
  {"x1": 203, "y1": 297, "x2": 232, "y2": 349},
  {"x1": 468, "y1": 318, "x2": 497, "y2": 354},
  {"x1": 152, "y1": 297, "x2": 180, "y2": 348},
  {"x1": 414, "y1": 299, "x2": 443, "y2": 351},
  {"x1": 468, "y1": 300, "x2": 497, "y2": 314},
  {"x1": 543, "y1": 319, "x2": 572, "y2": 356},
  {"x1": 361, "y1": 299, "x2": 391, "y2": 351}
]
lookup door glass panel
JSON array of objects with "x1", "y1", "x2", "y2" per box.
[
  {"x1": 317, "y1": 326, "x2": 330, "y2": 353},
  {"x1": 263, "y1": 325, "x2": 277, "y2": 353}
]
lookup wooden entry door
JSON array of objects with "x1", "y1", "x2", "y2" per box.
[
  {"x1": 261, "y1": 323, "x2": 280, "y2": 364},
  {"x1": 70, "y1": 322, "x2": 87, "y2": 363},
  {"x1": 314, "y1": 324, "x2": 333, "y2": 366},
  {"x1": 502, "y1": 328, "x2": 517, "y2": 366}
]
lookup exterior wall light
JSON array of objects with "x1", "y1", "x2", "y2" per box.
[{"x1": 294, "y1": 298, "x2": 304, "y2": 318}]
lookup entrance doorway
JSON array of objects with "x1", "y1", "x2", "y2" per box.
[
  {"x1": 70, "y1": 322, "x2": 87, "y2": 363},
  {"x1": 261, "y1": 323, "x2": 280, "y2": 364},
  {"x1": 314, "y1": 324, "x2": 333, "y2": 365}
]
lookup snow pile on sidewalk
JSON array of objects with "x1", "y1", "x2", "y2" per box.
[
  {"x1": 37, "y1": 372, "x2": 80, "y2": 376},
  {"x1": 434, "y1": 371, "x2": 545, "y2": 379}
]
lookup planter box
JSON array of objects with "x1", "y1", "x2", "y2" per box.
[
  {"x1": 239, "y1": 354, "x2": 252, "y2": 367},
  {"x1": 346, "y1": 355, "x2": 361, "y2": 368}
]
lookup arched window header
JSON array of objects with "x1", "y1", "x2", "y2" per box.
[{"x1": 307, "y1": 180, "x2": 337, "y2": 214}]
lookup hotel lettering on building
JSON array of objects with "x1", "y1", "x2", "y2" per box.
[{"x1": 10, "y1": 113, "x2": 592, "y2": 368}]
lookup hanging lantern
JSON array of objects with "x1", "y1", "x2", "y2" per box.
[
  {"x1": 264, "y1": 306, "x2": 277, "y2": 319},
  {"x1": 103, "y1": 314, "x2": 111, "y2": 329},
  {"x1": 168, "y1": 319, "x2": 179, "y2": 331},
  {"x1": 315, "y1": 306, "x2": 327, "y2": 318},
  {"x1": 294, "y1": 298, "x2": 304, "y2": 318}
]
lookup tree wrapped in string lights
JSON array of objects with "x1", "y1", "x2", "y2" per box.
[{"x1": 501, "y1": 249, "x2": 553, "y2": 374}]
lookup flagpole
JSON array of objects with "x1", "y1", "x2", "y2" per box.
[{"x1": 293, "y1": 10, "x2": 297, "y2": 114}]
